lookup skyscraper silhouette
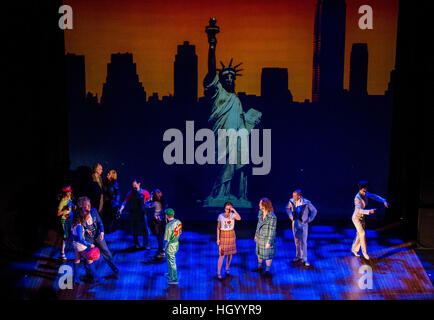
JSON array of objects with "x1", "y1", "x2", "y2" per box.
[
  {"x1": 174, "y1": 41, "x2": 198, "y2": 106},
  {"x1": 312, "y1": 0, "x2": 346, "y2": 103},
  {"x1": 65, "y1": 53, "x2": 85, "y2": 106},
  {"x1": 349, "y1": 43, "x2": 368, "y2": 97},
  {"x1": 101, "y1": 53, "x2": 146, "y2": 108},
  {"x1": 261, "y1": 68, "x2": 293, "y2": 103}
]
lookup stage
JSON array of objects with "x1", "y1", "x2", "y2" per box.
[{"x1": 5, "y1": 219, "x2": 434, "y2": 300}]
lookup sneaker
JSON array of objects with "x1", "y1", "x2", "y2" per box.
[
  {"x1": 303, "y1": 261, "x2": 311, "y2": 267},
  {"x1": 217, "y1": 274, "x2": 223, "y2": 280},
  {"x1": 251, "y1": 266, "x2": 263, "y2": 273},
  {"x1": 167, "y1": 280, "x2": 178, "y2": 285}
]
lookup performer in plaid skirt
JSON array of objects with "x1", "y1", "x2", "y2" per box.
[
  {"x1": 216, "y1": 202, "x2": 241, "y2": 279},
  {"x1": 252, "y1": 198, "x2": 277, "y2": 277}
]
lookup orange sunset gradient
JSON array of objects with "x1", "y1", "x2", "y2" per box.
[{"x1": 64, "y1": 0, "x2": 398, "y2": 102}]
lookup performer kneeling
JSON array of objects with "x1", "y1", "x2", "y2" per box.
[
  {"x1": 351, "y1": 181, "x2": 389, "y2": 260},
  {"x1": 80, "y1": 196, "x2": 119, "y2": 274},
  {"x1": 164, "y1": 208, "x2": 182, "y2": 285},
  {"x1": 252, "y1": 198, "x2": 277, "y2": 277},
  {"x1": 71, "y1": 200, "x2": 101, "y2": 285},
  {"x1": 216, "y1": 202, "x2": 241, "y2": 279}
]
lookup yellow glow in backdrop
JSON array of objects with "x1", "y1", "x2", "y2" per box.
[{"x1": 64, "y1": 0, "x2": 398, "y2": 102}]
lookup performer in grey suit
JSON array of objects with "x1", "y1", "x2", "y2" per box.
[
  {"x1": 351, "y1": 181, "x2": 389, "y2": 260},
  {"x1": 286, "y1": 190, "x2": 317, "y2": 267}
]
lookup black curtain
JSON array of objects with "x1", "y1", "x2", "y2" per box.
[
  {"x1": 387, "y1": 0, "x2": 434, "y2": 240},
  {"x1": 2, "y1": 0, "x2": 69, "y2": 252}
]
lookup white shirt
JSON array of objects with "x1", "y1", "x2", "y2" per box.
[
  {"x1": 218, "y1": 213, "x2": 236, "y2": 231},
  {"x1": 294, "y1": 198, "x2": 304, "y2": 207}
]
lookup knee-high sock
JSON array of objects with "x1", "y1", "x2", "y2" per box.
[{"x1": 72, "y1": 263, "x2": 81, "y2": 284}]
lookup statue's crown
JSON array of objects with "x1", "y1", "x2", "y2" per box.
[{"x1": 218, "y1": 58, "x2": 243, "y2": 77}]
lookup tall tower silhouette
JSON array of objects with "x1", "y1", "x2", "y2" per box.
[
  {"x1": 65, "y1": 53, "x2": 85, "y2": 106},
  {"x1": 101, "y1": 53, "x2": 146, "y2": 107},
  {"x1": 261, "y1": 68, "x2": 293, "y2": 103},
  {"x1": 349, "y1": 43, "x2": 368, "y2": 97},
  {"x1": 174, "y1": 41, "x2": 198, "y2": 106},
  {"x1": 312, "y1": 0, "x2": 346, "y2": 103}
]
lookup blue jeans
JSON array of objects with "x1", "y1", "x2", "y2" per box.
[
  {"x1": 292, "y1": 219, "x2": 309, "y2": 262},
  {"x1": 85, "y1": 234, "x2": 117, "y2": 271}
]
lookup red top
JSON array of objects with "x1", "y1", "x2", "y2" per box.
[{"x1": 125, "y1": 189, "x2": 151, "y2": 203}]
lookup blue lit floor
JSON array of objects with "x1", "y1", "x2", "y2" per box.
[{"x1": 9, "y1": 222, "x2": 434, "y2": 300}]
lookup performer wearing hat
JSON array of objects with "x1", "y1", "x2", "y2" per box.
[
  {"x1": 351, "y1": 181, "x2": 389, "y2": 260},
  {"x1": 216, "y1": 202, "x2": 241, "y2": 279},
  {"x1": 57, "y1": 185, "x2": 74, "y2": 260},
  {"x1": 163, "y1": 208, "x2": 182, "y2": 285}
]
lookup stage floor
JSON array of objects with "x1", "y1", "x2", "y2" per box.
[{"x1": 7, "y1": 220, "x2": 434, "y2": 300}]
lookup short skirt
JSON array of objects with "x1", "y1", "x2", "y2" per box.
[{"x1": 219, "y1": 230, "x2": 237, "y2": 256}]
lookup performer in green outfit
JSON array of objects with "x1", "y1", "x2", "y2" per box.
[
  {"x1": 57, "y1": 186, "x2": 74, "y2": 260},
  {"x1": 163, "y1": 208, "x2": 182, "y2": 285}
]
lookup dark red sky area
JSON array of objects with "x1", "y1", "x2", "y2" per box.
[{"x1": 64, "y1": 0, "x2": 398, "y2": 101}]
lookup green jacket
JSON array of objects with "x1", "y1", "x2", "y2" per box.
[{"x1": 164, "y1": 219, "x2": 182, "y2": 250}]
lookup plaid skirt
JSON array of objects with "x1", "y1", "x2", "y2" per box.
[
  {"x1": 256, "y1": 236, "x2": 276, "y2": 260},
  {"x1": 219, "y1": 230, "x2": 237, "y2": 256}
]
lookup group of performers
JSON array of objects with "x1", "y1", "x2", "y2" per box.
[
  {"x1": 57, "y1": 164, "x2": 182, "y2": 285},
  {"x1": 214, "y1": 181, "x2": 388, "y2": 280},
  {"x1": 57, "y1": 162, "x2": 388, "y2": 285}
]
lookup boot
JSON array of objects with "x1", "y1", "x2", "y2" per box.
[
  {"x1": 85, "y1": 261, "x2": 102, "y2": 283},
  {"x1": 107, "y1": 260, "x2": 119, "y2": 274},
  {"x1": 72, "y1": 263, "x2": 81, "y2": 286}
]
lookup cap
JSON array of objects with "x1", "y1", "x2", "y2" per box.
[
  {"x1": 165, "y1": 208, "x2": 175, "y2": 217},
  {"x1": 62, "y1": 186, "x2": 72, "y2": 193}
]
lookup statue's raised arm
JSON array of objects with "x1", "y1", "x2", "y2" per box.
[{"x1": 205, "y1": 17, "x2": 219, "y2": 80}]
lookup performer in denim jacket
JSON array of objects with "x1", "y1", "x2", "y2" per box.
[
  {"x1": 286, "y1": 189, "x2": 317, "y2": 267},
  {"x1": 80, "y1": 197, "x2": 119, "y2": 274}
]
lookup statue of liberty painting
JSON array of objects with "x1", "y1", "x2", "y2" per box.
[{"x1": 203, "y1": 17, "x2": 262, "y2": 208}]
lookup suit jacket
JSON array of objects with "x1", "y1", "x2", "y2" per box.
[
  {"x1": 286, "y1": 197, "x2": 317, "y2": 224},
  {"x1": 353, "y1": 191, "x2": 386, "y2": 219}
]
